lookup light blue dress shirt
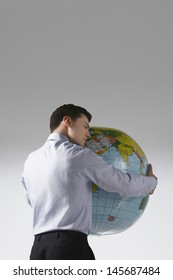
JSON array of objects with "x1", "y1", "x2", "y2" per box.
[{"x1": 21, "y1": 133, "x2": 157, "y2": 235}]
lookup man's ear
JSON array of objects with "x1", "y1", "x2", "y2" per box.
[{"x1": 63, "y1": 116, "x2": 72, "y2": 128}]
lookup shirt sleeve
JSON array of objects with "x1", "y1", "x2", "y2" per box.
[{"x1": 84, "y1": 149, "x2": 158, "y2": 197}]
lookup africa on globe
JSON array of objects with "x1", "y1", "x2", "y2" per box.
[{"x1": 86, "y1": 127, "x2": 149, "y2": 236}]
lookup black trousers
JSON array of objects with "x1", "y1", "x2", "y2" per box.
[{"x1": 30, "y1": 230, "x2": 95, "y2": 260}]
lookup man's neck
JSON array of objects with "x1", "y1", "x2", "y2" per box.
[{"x1": 53, "y1": 127, "x2": 69, "y2": 139}]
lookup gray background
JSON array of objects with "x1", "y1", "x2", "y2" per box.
[{"x1": 0, "y1": 0, "x2": 172, "y2": 259}]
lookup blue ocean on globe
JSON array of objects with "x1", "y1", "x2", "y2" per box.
[{"x1": 86, "y1": 127, "x2": 149, "y2": 235}]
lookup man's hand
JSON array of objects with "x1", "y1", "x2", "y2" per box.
[
  {"x1": 147, "y1": 164, "x2": 158, "y2": 194},
  {"x1": 147, "y1": 164, "x2": 157, "y2": 179}
]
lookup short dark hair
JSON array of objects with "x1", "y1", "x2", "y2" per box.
[{"x1": 50, "y1": 104, "x2": 92, "y2": 132}]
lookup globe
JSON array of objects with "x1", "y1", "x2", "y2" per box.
[{"x1": 86, "y1": 127, "x2": 149, "y2": 236}]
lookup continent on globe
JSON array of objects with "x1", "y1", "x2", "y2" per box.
[{"x1": 86, "y1": 127, "x2": 149, "y2": 235}]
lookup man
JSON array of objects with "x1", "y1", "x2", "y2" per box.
[{"x1": 21, "y1": 104, "x2": 158, "y2": 260}]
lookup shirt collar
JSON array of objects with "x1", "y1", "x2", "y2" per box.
[{"x1": 46, "y1": 132, "x2": 69, "y2": 142}]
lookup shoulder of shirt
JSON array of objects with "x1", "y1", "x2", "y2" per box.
[
  {"x1": 83, "y1": 147, "x2": 101, "y2": 161},
  {"x1": 26, "y1": 133, "x2": 98, "y2": 160}
]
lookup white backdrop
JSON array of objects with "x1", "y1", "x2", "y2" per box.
[{"x1": 0, "y1": 0, "x2": 172, "y2": 259}]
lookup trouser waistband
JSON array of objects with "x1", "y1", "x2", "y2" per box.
[{"x1": 35, "y1": 230, "x2": 87, "y2": 241}]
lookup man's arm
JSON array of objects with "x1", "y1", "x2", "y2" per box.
[{"x1": 84, "y1": 149, "x2": 158, "y2": 197}]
